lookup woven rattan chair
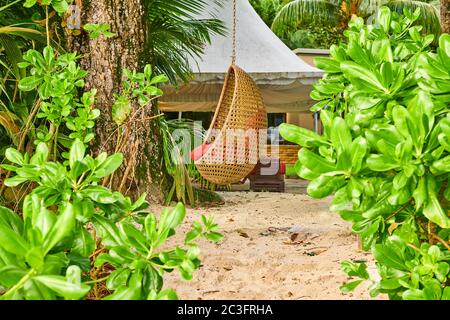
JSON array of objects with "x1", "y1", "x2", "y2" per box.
[{"x1": 195, "y1": 65, "x2": 267, "y2": 185}]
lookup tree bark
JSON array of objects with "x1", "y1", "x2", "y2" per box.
[
  {"x1": 66, "y1": 0, "x2": 167, "y2": 202},
  {"x1": 442, "y1": 0, "x2": 450, "y2": 33}
]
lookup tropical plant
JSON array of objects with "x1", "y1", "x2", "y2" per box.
[
  {"x1": 0, "y1": 39, "x2": 223, "y2": 299},
  {"x1": 249, "y1": 0, "x2": 287, "y2": 26},
  {"x1": 0, "y1": 139, "x2": 223, "y2": 300},
  {"x1": 0, "y1": 0, "x2": 46, "y2": 153},
  {"x1": 0, "y1": 0, "x2": 226, "y2": 299},
  {"x1": 279, "y1": 7, "x2": 450, "y2": 300},
  {"x1": 143, "y1": 0, "x2": 226, "y2": 84},
  {"x1": 18, "y1": 46, "x2": 99, "y2": 150},
  {"x1": 271, "y1": 0, "x2": 441, "y2": 48}
]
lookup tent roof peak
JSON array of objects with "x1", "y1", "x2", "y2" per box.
[{"x1": 189, "y1": 0, "x2": 323, "y2": 82}]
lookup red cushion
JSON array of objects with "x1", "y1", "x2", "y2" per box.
[
  {"x1": 190, "y1": 143, "x2": 211, "y2": 161},
  {"x1": 279, "y1": 162, "x2": 286, "y2": 175}
]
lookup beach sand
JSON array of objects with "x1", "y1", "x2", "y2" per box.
[{"x1": 158, "y1": 191, "x2": 382, "y2": 300}]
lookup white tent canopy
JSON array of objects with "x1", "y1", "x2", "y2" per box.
[{"x1": 159, "y1": 0, "x2": 323, "y2": 113}]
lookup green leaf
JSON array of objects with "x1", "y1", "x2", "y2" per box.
[
  {"x1": 341, "y1": 61, "x2": 386, "y2": 92},
  {"x1": 4, "y1": 175, "x2": 29, "y2": 187},
  {"x1": 154, "y1": 204, "x2": 186, "y2": 248},
  {"x1": 372, "y1": 39, "x2": 393, "y2": 63},
  {"x1": 103, "y1": 285, "x2": 141, "y2": 300},
  {"x1": 279, "y1": 123, "x2": 328, "y2": 147},
  {"x1": 52, "y1": 0, "x2": 69, "y2": 14},
  {"x1": 0, "y1": 266, "x2": 26, "y2": 287},
  {"x1": 105, "y1": 270, "x2": 142, "y2": 300},
  {"x1": 330, "y1": 117, "x2": 352, "y2": 153},
  {"x1": 403, "y1": 289, "x2": 426, "y2": 300},
  {"x1": 72, "y1": 228, "x2": 95, "y2": 257},
  {"x1": 423, "y1": 195, "x2": 450, "y2": 228},
  {"x1": 373, "y1": 244, "x2": 407, "y2": 271},
  {"x1": 314, "y1": 57, "x2": 341, "y2": 73},
  {"x1": 93, "y1": 215, "x2": 123, "y2": 247},
  {"x1": 112, "y1": 96, "x2": 131, "y2": 126},
  {"x1": 131, "y1": 193, "x2": 148, "y2": 211},
  {"x1": 431, "y1": 155, "x2": 450, "y2": 175},
  {"x1": 392, "y1": 105, "x2": 411, "y2": 139},
  {"x1": 366, "y1": 154, "x2": 399, "y2": 171},
  {"x1": 378, "y1": 6, "x2": 391, "y2": 33},
  {"x1": 144, "y1": 214, "x2": 157, "y2": 243},
  {"x1": 0, "y1": 206, "x2": 23, "y2": 234},
  {"x1": 340, "y1": 280, "x2": 363, "y2": 293},
  {"x1": 30, "y1": 143, "x2": 49, "y2": 165},
  {"x1": 341, "y1": 261, "x2": 369, "y2": 279},
  {"x1": 94, "y1": 253, "x2": 122, "y2": 268},
  {"x1": 184, "y1": 229, "x2": 200, "y2": 244},
  {"x1": 148, "y1": 288, "x2": 178, "y2": 300},
  {"x1": 347, "y1": 41, "x2": 373, "y2": 68},
  {"x1": 106, "y1": 268, "x2": 131, "y2": 290},
  {"x1": 205, "y1": 232, "x2": 224, "y2": 242},
  {"x1": 413, "y1": 177, "x2": 427, "y2": 210},
  {"x1": 23, "y1": 279, "x2": 55, "y2": 300},
  {"x1": 42, "y1": 252, "x2": 68, "y2": 275},
  {"x1": 307, "y1": 175, "x2": 345, "y2": 199},
  {"x1": 350, "y1": 137, "x2": 367, "y2": 173},
  {"x1": 93, "y1": 153, "x2": 123, "y2": 179},
  {"x1": 298, "y1": 148, "x2": 336, "y2": 174},
  {"x1": 442, "y1": 287, "x2": 450, "y2": 300},
  {"x1": 69, "y1": 139, "x2": 86, "y2": 169},
  {"x1": 159, "y1": 202, "x2": 186, "y2": 232},
  {"x1": 18, "y1": 76, "x2": 43, "y2": 91},
  {"x1": 42, "y1": 46, "x2": 54, "y2": 65},
  {"x1": 0, "y1": 224, "x2": 29, "y2": 257},
  {"x1": 23, "y1": 0, "x2": 37, "y2": 8},
  {"x1": 439, "y1": 34, "x2": 450, "y2": 58},
  {"x1": 32, "y1": 205, "x2": 56, "y2": 237},
  {"x1": 119, "y1": 222, "x2": 149, "y2": 254},
  {"x1": 43, "y1": 202, "x2": 76, "y2": 253},
  {"x1": 149, "y1": 74, "x2": 168, "y2": 85},
  {"x1": 5, "y1": 148, "x2": 24, "y2": 165},
  {"x1": 34, "y1": 275, "x2": 90, "y2": 300},
  {"x1": 82, "y1": 186, "x2": 118, "y2": 204},
  {"x1": 26, "y1": 247, "x2": 44, "y2": 271}
]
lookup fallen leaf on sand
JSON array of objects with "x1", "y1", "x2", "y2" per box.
[
  {"x1": 283, "y1": 232, "x2": 311, "y2": 244},
  {"x1": 236, "y1": 229, "x2": 249, "y2": 238},
  {"x1": 304, "y1": 247, "x2": 328, "y2": 256}
]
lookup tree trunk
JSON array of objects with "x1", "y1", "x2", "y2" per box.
[
  {"x1": 66, "y1": 0, "x2": 167, "y2": 202},
  {"x1": 442, "y1": 0, "x2": 450, "y2": 33}
]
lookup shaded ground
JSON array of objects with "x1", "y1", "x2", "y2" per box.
[{"x1": 156, "y1": 188, "x2": 382, "y2": 300}]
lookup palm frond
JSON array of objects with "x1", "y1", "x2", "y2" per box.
[
  {"x1": 0, "y1": 35, "x2": 25, "y2": 81},
  {"x1": 385, "y1": 0, "x2": 441, "y2": 36},
  {"x1": 0, "y1": 0, "x2": 22, "y2": 13},
  {"x1": 271, "y1": 0, "x2": 341, "y2": 36},
  {"x1": 143, "y1": 0, "x2": 226, "y2": 84},
  {"x1": 160, "y1": 117, "x2": 203, "y2": 205}
]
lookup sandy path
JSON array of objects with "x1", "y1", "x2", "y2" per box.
[{"x1": 156, "y1": 192, "x2": 381, "y2": 300}]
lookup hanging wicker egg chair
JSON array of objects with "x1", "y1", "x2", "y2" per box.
[{"x1": 194, "y1": 64, "x2": 267, "y2": 185}]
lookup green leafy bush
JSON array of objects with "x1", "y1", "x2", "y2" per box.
[
  {"x1": 0, "y1": 139, "x2": 222, "y2": 300},
  {"x1": 0, "y1": 40, "x2": 222, "y2": 299},
  {"x1": 18, "y1": 47, "x2": 99, "y2": 149},
  {"x1": 280, "y1": 7, "x2": 450, "y2": 300}
]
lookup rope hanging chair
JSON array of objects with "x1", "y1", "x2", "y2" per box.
[{"x1": 193, "y1": 0, "x2": 267, "y2": 185}]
